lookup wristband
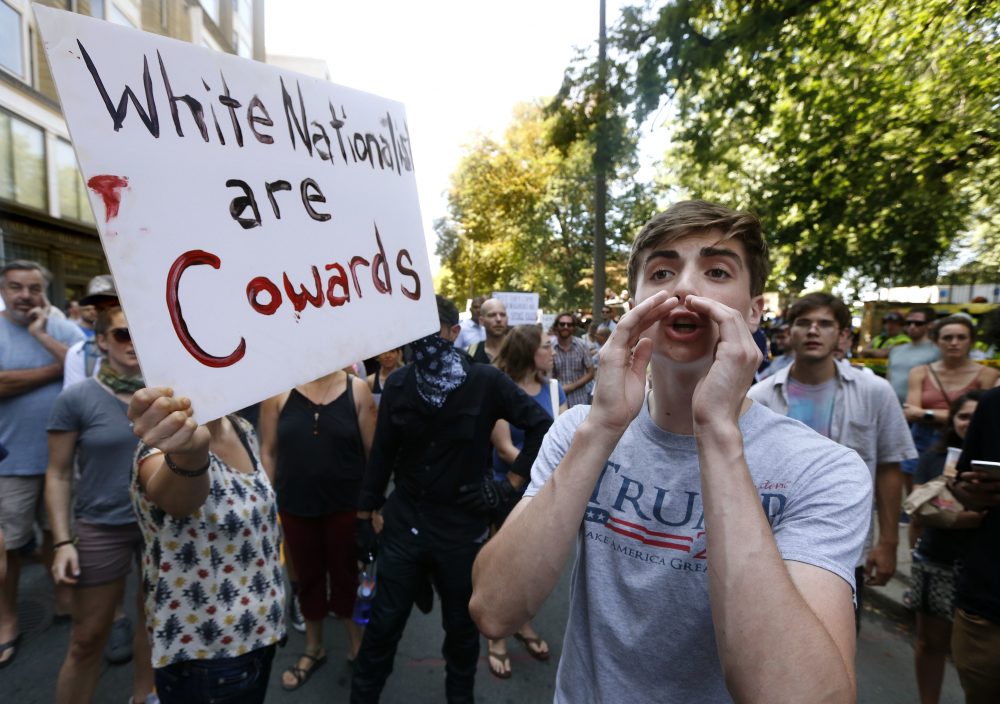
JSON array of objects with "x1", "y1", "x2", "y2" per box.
[
  {"x1": 53, "y1": 539, "x2": 75, "y2": 549},
  {"x1": 923, "y1": 409, "x2": 935, "y2": 421},
  {"x1": 164, "y1": 452, "x2": 210, "y2": 477}
]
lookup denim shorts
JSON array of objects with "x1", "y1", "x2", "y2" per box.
[{"x1": 154, "y1": 644, "x2": 276, "y2": 704}]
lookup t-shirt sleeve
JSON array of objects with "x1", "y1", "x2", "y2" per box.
[
  {"x1": 524, "y1": 405, "x2": 587, "y2": 498},
  {"x1": 51, "y1": 318, "x2": 85, "y2": 346},
  {"x1": 47, "y1": 385, "x2": 82, "y2": 433},
  {"x1": 874, "y1": 379, "x2": 917, "y2": 464},
  {"x1": 773, "y1": 443, "x2": 873, "y2": 590}
]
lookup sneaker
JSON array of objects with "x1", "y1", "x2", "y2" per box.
[
  {"x1": 289, "y1": 596, "x2": 306, "y2": 633},
  {"x1": 105, "y1": 616, "x2": 133, "y2": 664}
]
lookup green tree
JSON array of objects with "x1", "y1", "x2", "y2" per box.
[
  {"x1": 435, "y1": 102, "x2": 654, "y2": 311},
  {"x1": 612, "y1": 0, "x2": 999, "y2": 294}
]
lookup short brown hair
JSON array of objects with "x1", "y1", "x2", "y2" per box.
[
  {"x1": 786, "y1": 292, "x2": 851, "y2": 331},
  {"x1": 94, "y1": 305, "x2": 123, "y2": 336},
  {"x1": 626, "y1": 200, "x2": 769, "y2": 298}
]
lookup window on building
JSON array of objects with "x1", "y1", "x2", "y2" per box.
[
  {"x1": 54, "y1": 139, "x2": 94, "y2": 224},
  {"x1": 200, "y1": 0, "x2": 219, "y2": 24},
  {"x1": 87, "y1": 0, "x2": 105, "y2": 19},
  {"x1": 233, "y1": 0, "x2": 251, "y2": 24},
  {"x1": 236, "y1": 33, "x2": 251, "y2": 58},
  {"x1": 0, "y1": 110, "x2": 47, "y2": 210},
  {"x1": 108, "y1": 3, "x2": 135, "y2": 27},
  {"x1": 0, "y1": 1, "x2": 25, "y2": 78}
]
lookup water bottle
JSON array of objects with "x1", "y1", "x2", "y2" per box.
[{"x1": 352, "y1": 565, "x2": 376, "y2": 625}]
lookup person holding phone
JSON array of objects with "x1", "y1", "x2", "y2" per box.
[{"x1": 950, "y1": 386, "x2": 1000, "y2": 702}]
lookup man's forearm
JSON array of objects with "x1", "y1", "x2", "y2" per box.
[
  {"x1": 32, "y1": 331, "x2": 70, "y2": 367},
  {"x1": 697, "y1": 425, "x2": 854, "y2": 701},
  {"x1": 0, "y1": 363, "x2": 62, "y2": 397},
  {"x1": 471, "y1": 419, "x2": 617, "y2": 638},
  {"x1": 875, "y1": 463, "x2": 902, "y2": 546}
]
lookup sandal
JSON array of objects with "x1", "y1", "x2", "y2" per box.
[
  {"x1": 0, "y1": 634, "x2": 21, "y2": 669},
  {"x1": 514, "y1": 632, "x2": 550, "y2": 661},
  {"x1": 487, "y1": 648, "x2": 511, "y2": 679},
  {"x1": 281, "y1": 649, "x2": 327, "y2": 691}
]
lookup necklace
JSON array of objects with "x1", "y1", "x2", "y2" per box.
[{"x1": 298, "y1": 374, "x2": 339, "y2": 436}]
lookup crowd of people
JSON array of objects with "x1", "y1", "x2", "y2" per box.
[{"x1": 1, "y1": 198, "x2": 999, "y2": 703}]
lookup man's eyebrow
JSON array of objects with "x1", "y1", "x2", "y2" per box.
[{"x1": 644, "y1": 247, "x2": 744, "y2": 267}]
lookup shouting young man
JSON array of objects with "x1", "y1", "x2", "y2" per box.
[{"x1": 470, "y1": 201, "x2": 872, "y2": 703}]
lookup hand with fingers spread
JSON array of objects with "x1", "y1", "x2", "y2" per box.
[
  {"x1": 589, "y1": 291, "x2": 679, "y2": 435},
  {"x1": 128, "y1": 386, "x2": 210, "y2": 465},
  {"x1": 684, "y1": 294, "x2": 762, "y2": 429}
]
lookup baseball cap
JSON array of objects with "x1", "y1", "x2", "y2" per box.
[
  {"x1": 882, "y1": 311, "x2": 903, "y2": 322},
  {"x1": 79, "y1": 274, "x2": 118, "y2": 305}
]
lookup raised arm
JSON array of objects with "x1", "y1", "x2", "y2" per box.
[
  {"x1": 129, "y1": 387, "x2": 212, "y2": 519},
  {"x1": 471, "y1": 292, "x2": 678, "y2": 637},
  {"x1": 687, "y1": 294, "x2": 856, "y2": 702}
]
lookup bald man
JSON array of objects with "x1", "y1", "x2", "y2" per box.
[{"x1": 469, "y1": 299, "x2": 508, "y2": 364}]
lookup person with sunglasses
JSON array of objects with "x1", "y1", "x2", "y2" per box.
[
  {"x1": 552, "y1": 312, "x2": 594, "y2": 408},
  {"x1": 45, "y1": 306, "x2": 156, "y2": 703}
]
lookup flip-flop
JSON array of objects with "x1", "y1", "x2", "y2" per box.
[
  {"x1": 487, "y1": 648, "x2": 511, "y2": 679},
  {"x1": 0, "y1": 634, "x2": 22, "y2": 669},
  {"x1": 281, "y1": 650, "x2": 327, "y2": 691},
  {"x1": 513, "y1": 632, "x2": 550, "y2": 661}
]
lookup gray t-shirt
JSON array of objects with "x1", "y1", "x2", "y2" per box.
[
  {"x1": 48, "y1": 379, "x2": 138, "y2": 525},
  {"x1": 525, "y1": 399, "x2": 871, "y2": 704},
  {"x1": 0, "y1": 315, "x2": 85, "y2": 476},
  {"x1": 887, "y1": 341, "x2": 940, "y2": 404}
]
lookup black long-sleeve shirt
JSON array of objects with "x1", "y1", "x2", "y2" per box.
[{"x1": 359, "y1": 357, "x2": 552, "y2": 548}]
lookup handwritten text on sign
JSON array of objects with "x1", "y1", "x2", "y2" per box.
[{"x1": 35, "y1": 6, "x2": 438, "y2": 421}]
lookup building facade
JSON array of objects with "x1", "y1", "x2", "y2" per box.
[{"x1": 0, "y1": 0, "x2": 264, "y2": 307}]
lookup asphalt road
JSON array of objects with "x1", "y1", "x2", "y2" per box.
[{"x1": 0, "y1": 559, "x2": 965, "y2": 703}]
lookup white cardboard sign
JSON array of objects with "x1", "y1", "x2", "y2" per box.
[
  {"x1": 492, "y1": 291, "x2": 539, "y2": 326},
  {"x1": 35, "y1": 6, "x2": 438, "y2": 421}
]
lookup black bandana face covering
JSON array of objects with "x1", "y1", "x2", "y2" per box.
[{"x1": 409, "y1": 333, "x2": 467, "y2": 408}]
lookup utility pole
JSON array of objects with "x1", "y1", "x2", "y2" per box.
[{"x1": 592, "y1": 0, "x2": 608, "y2": 322}]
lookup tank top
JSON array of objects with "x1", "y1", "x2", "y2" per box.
[
  {"x1": 274, "y1": 382, "x2": 365, "y2": 516},
  {"x1": 920, "y1": 366, "x2": 985, "y2": 410}
]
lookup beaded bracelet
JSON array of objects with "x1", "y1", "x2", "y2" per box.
[{"x1": 164, "y1": 453, "x2": 210, "y2": 478}]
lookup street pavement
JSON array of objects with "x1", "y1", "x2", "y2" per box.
[{"x1": 0, "y1": 526, "x2": 964, "y2": 703}]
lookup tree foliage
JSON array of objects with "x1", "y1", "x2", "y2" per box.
[
  {"x1": 613, "y1": 0, "x2": 1000, "y2": 294},
  {"x1": 435, "y1": 103, "x2": 655, "y2": 311}
]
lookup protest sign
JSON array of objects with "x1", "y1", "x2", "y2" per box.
[
  {"x1": 35, "y1": 6, "x2": 438, "y2": 421},
  {"x1": 492, "y1": 291, "x2": 539, "y2": 326}
]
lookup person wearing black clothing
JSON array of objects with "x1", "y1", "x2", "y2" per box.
[
  {"x1": 909, "y1": 390, "x2": 984, "y2": 704},
  {"x1": 951, "y1": 385, "x2": 1000, "y2": 703},
  {"x1": 350, "y1": 296, "x2": 552, "y2": 704}
]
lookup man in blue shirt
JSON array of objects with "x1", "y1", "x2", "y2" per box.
[{"x1": 0, "y1": 260, "x2": 84, "y2": 667}]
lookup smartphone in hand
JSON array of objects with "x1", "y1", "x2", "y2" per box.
[{"x1": 970, "y1": 460, "x2": 1000, "y2": 479}]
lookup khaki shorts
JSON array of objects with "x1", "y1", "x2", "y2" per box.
[{"x1": 0, "y1": 476, "x2": 45, "y2": 551}]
